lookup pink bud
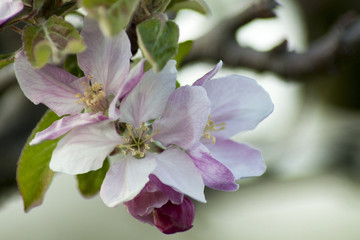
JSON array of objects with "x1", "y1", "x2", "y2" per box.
[{"x1": 153, "y1": 197, "x2": 195, "y2": 234}]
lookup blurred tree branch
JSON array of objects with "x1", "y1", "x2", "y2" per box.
[{"x1": 183, "y1": 0, "x2": 360, "y2": 80}]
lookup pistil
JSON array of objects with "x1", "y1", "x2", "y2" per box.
[{"x1": 117, "y1": 122, "x2": 159, "y2": 158}]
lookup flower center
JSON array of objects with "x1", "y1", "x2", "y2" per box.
[
  {"x1": 203, "y1": 115, "x2": 225, "y2": 144},
  {"x1": 117, "y1": 122, "x2": 159, "y2": 158},
  {"x1": 76, "y1": 81, "x2": 108, "y2": 113}
]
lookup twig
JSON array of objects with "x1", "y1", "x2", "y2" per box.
[{"x1": 10, "y1": 25, "x2": 23, "y2": 35}]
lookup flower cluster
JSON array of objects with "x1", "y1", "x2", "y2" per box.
[{"x1": 14, "y1": 18, "x2": 273, "y2": 234}]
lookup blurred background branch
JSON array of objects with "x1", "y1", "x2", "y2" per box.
[{"x1": 183, "y1": 0, "x2": 360, "y2": 80}]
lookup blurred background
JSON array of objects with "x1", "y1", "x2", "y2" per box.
[{"x1": 1, "y1": 0, "x2": 360, "y2": 239}]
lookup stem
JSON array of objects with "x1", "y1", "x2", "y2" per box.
[{"x1": 10, "y1": 25, "x2": 23, "y2": 35}]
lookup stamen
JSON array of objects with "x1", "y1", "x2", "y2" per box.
[
  {"x1": 116, "y1": 122, "x2": 159, "y2": 158},
  {"x1": 75, "y1": 81, "x2": 107, "y2": 113},
  {"x1": 203, "y1": 115, "x2": 226, "y2": 144}
]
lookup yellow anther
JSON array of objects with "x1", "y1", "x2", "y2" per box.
[
  {"x1": 75, "y1": 82, "x2": 107, "y2": 113},
  {"x1": 203, "y1": 115, "x2": 226, "y2": 144}
]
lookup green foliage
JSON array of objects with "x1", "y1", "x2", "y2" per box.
[
  {"x1": 141, "y1": 0, "x2": 171, "y2": 14},
  {"x1": 23, "y1": 15, "x2": 86, "y2": 68},
  {"x1": 167, "y1": 0, "x2": 210, "y2": 15},
  {"x1": 76, "y1": 159, "x2": 110, "y2": 198},
  {"x1": 63, "y1": 54, "x2": 85, "y2": 78},
  {"x1": 137, "y1": 18, "x2": 179, "y2": 72},
  {"x1": 32, "y1": 0, "x2": 46, "y2": 12},
  {"x1": 174, "y1": 40, "x2": 192, "y2": 68},
  {"x1": 0, "y1": 53, "x2": 15, "y2": 70},
  {"x1": 79, "y1": 0, "x2": 140, "y2": 36},
  {"x1": 51, "y1": 1, "x2": 78, "y2": 17},
  {"x1": 17, "y1": 110, "x2": 61, "y2": 212}
]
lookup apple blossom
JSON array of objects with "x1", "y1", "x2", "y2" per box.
[
  {"x1": 14, "y1": 18, "x2": 142, "y2": 145},
  {"x1": 14, "y1": 15, "x2": 273, "y2": 235},
  {"x1": 188, "y1": 61, "x2": 274, "y2": 190}
]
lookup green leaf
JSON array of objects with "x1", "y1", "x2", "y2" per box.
[
  {"x1": 63, "y1": 54, "x2": 85, "y2": 78},
  {"x1": 174, "y1": 40, "x2": 192, "y2": 68},
  {"x1": 137, "y1": 18, "x2": 179, "y2": 72},
  {"x1": 23, "y1": 16, "x2": 86, "y2": 68},
  {"x1": 76, "y1": 159, "x2": 110, "y2": 198},
  {"x1": 32, "y1": 0, "x2": 46, "y2": 11},
  {"x1": 51, "y1": 1, "x2": 78, "y2": 17},
  {"x1": 33, "y1": 40, "x2": 52, "y2": 67},
  {"x1": 141, "y1": 0, "x2": 171, "y2": 13},
  {"x1": 0, "y1": 53, "x2": 15, "y2": 70},
  {"x1": 79, "y1": 0, "x2": 140, "y2": 36},
  {"x1": 17, "y1": 110, "x2": 61, "y2": 212},
  {"x1": 167, "y1": 0, "x2": 210, "y2": 15},
  {"x1": 175, "y1": 80, "x2": 181, "y2": 88}
]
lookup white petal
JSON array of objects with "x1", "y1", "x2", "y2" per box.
[
  {"x1": 14, "y1": 51, "x2": 83, "y2": 116},
  {"x1": 203, "y1": 75, "x2": 274, "y2": 138},
  {"x1": 108, "y1": 59, "x2": 145, "y2": 120},
  {"x1": 204, "y1": 138, "x2": 266, "y2": 180},
  {"x1": 100, "y1": 155, "x2": 157, "y2": 207},
  {"x1": 50, "y1": 121, "x2": 121, "y2": 175},
  {"x1": 152, "y1": 148, "x2": 206, "y2": 203},
  {"x1": 152, "y1": 86, "x2": 211, "y2": 149},
  {"x1": 119, "y1": 60, "x2": 177, "y2": 127},
  {"x1": 78, "y1": 18, "x2": 132, "y2": 95},
  {"x1": 30, "y1": 113, "x2": 108, "y2": 145}
]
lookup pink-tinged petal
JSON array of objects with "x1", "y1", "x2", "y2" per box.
[
  {"x1": 50, "y1": 121, "x2": 121, "y2": 175},
  {"x1": 154, "y1": 197, "x2": 195, "y2": 234},
  {"x1": 149, "y1": 175, "x2": 183, "y2": 204},
  {"x1": 192, "y1": 61, "x2": 223, "y2": 86},
  {"x1": 204, "y1": 138, "x2": 266, "y2": 180},
  {"x1": 119, "y1": 60, "x2": 177, "y2": 127},
  {"x1": 30, "y1": 112, "x2": 108, "y2": 145},
  {"x1": 124, "y1": 181, "x2": 169, "y2": 220},
  {"x1": 117, "y1": 59, "x2": 145, "y2": 99},
  {"x1": 152, "y1": 86, "x2": 211, "y2": 150},
  {"x1": 127, "y1": 210, "x2": 155, "y2": 225},
  {"x1": 187, "y1": 142, "x2": 238, "y2": 191},
  {"x1": 203, "y1": 75, "x2": 274, "y2": 138},
  {"x1": 152, "y1": 148, "x2": 206, "y2": 203},
  {"x1": 14, "y1": 51, "x2": 83, "y2": 116},
  {"x1": 68, "y1": 76, "x2": 89, "y2": 93},
  {"x1": 0, "y1": 0, "x2": 24, "y2": 25},
  {"x1": 78, "y1": 18, "x2": 131, "y2": 95},
  {"x1": 100, "y1": 155, "x2": 156, "y2": 207},
  {"x1": 124, "y1": 178, "x2": 187, "y2": 232},
  {"x1": 108, "y1": 59, "x2": 145, "y2": 120}
]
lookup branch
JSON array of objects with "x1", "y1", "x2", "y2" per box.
[{"x1": 182, "y1": 1, "x2": 360, "y2": 80}]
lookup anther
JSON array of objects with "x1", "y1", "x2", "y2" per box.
[{"x1": 203, "y1": 115, "x2": 226, "y2": 144}]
